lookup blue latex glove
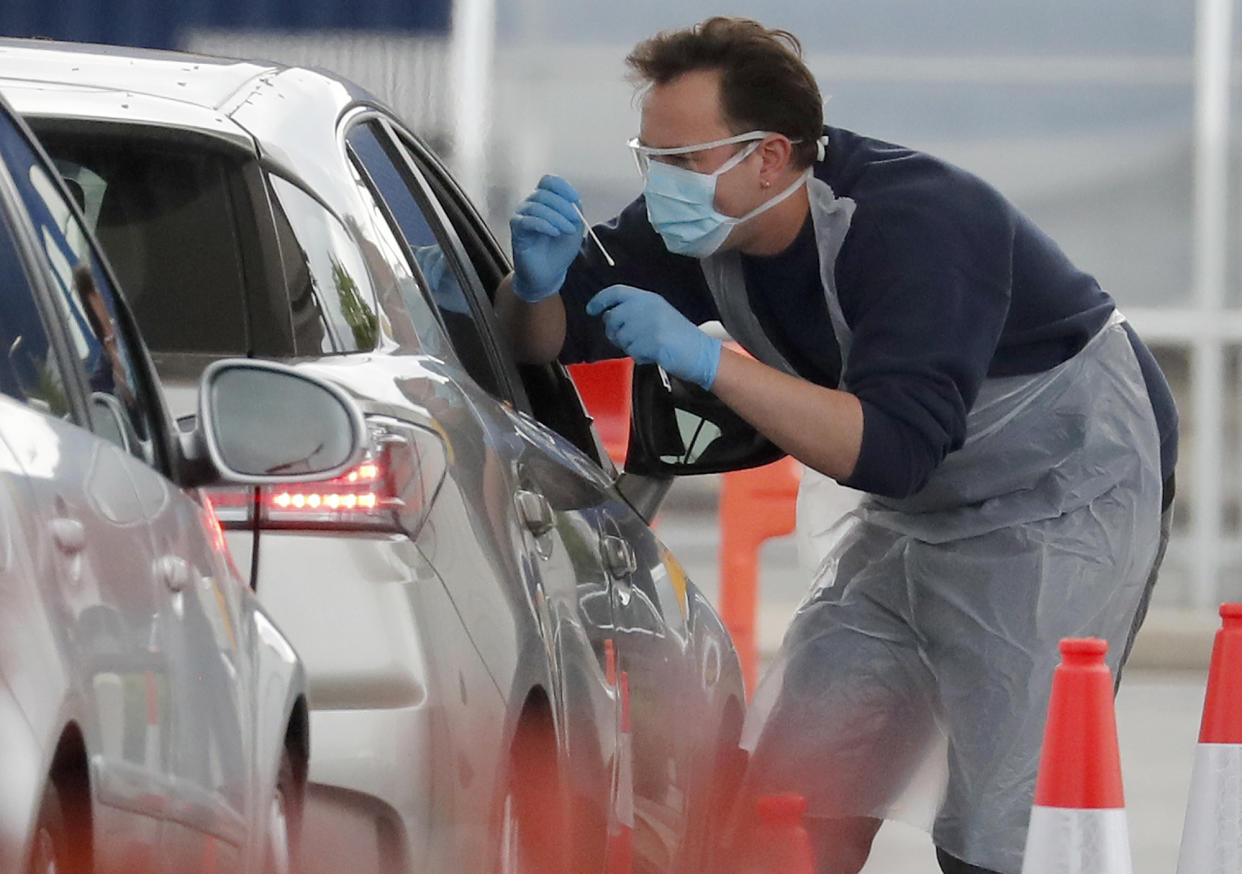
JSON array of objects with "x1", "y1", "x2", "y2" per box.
[
  {"x1": 586, "y1": 285, "x2": 722, "y2": 390},
  {"x1": 509, "y1": 175, "x2": 584, "y2": 303}
]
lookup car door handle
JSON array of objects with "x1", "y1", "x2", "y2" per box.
[
  {"x1": 50, "y1": 517, "x2": 86, "y2": 555},
  {"x1": 602, "y1": 535, "x2": 637, "y2": 579},
  {"x1": 516, "y1": 489, "x2": 555, "y2": 536},
  {"x1": 155, "y1": 555, "x2": 191, "y2": 593}
]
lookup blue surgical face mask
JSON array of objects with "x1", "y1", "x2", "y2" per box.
[{"x1": 634, "y1": 132, "x2": 810, "y2": 257}]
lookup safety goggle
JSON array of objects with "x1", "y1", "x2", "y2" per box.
[{"x1": 626, "y1": 130, "x2": 781, "y2": 178}]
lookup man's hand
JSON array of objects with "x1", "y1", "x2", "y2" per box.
[
  {"x1": 509, "y1": 175, "x2": 584, "y2": 303},
  {"x1": 587, "y1": 284, "x2": 722, "y2": 390}
]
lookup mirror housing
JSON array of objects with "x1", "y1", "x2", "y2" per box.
[
  {"x1": 177, "y1": 359, "x2": 367, "y2": 488},
  {"x1": 624, "y1": 363, "x2": 785, "y2": 477}
]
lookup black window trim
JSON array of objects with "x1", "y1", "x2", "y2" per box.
[{"x1": 232, "y1": 155, "x2": 285, "y2": 357}]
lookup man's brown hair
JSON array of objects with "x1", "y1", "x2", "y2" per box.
[{"x1": 626, "y1": 17, "x2": 824, "y2": 167}]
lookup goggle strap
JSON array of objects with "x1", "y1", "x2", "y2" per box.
[{"x1": 628, "y1": 130, "x2": 779, "y2": 158}]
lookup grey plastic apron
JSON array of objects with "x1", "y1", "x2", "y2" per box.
[{"x1": 705, "y1": 179, "x2": 1164, "y2": 874}]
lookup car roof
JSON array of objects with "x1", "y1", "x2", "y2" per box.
[
  {"x1": 0, "y1": 37, "x2": 382, "y2": 185},
  {"x1": 0, "y1": 38, "x2": 277, "y2": 108}
]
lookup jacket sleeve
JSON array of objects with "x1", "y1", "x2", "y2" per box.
[{"x1": 837, "y1": 170, "x2": 1014, "y2": 498}]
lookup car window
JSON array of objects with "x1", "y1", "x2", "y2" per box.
[
  {"x1": 0, "y1": 189, "x2": 69, "y2": 417},
  {"x1": 43, "y1": 135, "x2": 250, "y2": 355},
  {"x1": 267, "y1": 176, "x2": 382, "y2": 354},
  {"x1": 0, "y1": 120, "x2": 157, "y2": 458},
  {"x1": 344, "y1": 121, "x2": 504, "y2": 397},
  {"x1": 337, "y1": 148, "x2": 454, "y2": 360},
  {"x1": 391, "y1": 133, "x2": 612, "y2": 465}
]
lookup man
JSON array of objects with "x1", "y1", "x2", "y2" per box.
[{"x1": 495, "y1": 17, "x2": 1177, "y2": 874}]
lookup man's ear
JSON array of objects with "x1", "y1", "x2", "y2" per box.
[{"x1": 757, "y1": 135, "x2": 795, "y2": 181}]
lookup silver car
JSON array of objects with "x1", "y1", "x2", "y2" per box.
[
  {"x1": 0, "y1": 89, "x2": 372, "y2": 873},
  {"x1": 0, "y1": 38, "x2": 753, "y2": 874}
]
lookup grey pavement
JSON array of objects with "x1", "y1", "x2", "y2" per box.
[{"x1": 655, "y1": 494, "x2": 1215, "y2": 874}]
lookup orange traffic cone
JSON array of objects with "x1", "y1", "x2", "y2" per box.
[
  {"x1": 1176, "y1": 603, "x2": 1242, "y2": 872},
  {"x1": 1021, "y1": 638, "x2": 1132, "y2": 874}
]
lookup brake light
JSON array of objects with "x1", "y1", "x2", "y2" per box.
[
  {"x1": 264, "y1": 448, "x2": 400, "y2": 525},
  {"x1": 206, "y1": 417, "x2": 447, "y2": 535}
]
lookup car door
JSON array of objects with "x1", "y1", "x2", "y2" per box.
[
  {"x1": 0, "y1": 108, "x2": 253, "y2": 872},
  {"x1": 369, "y1": 119, "x2": 717, "y2": 869},
  {"x1": 338, "y1": 113, "x2": 625, "y2": 861},
  {"x1": 129, "y1": 434, "x2": 252, "y2": 873},
  {"x1": 60, "y1": 232, "x2": 254, "y2": 870}
]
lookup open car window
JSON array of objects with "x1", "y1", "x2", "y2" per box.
[{"x1": 382, "y1": 126, "x2": 609, "y2": 467}]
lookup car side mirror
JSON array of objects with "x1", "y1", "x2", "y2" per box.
[
  {"x1": 624, "y1": 363, "x2": 785, "y2": 477},
  {"x1": 178, "y1": 359, "x2": 367, "y2": 487}
]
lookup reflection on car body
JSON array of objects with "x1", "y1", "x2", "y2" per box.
[{"x1": 0, "y1": 37, "x2": 749, "y2": 873}]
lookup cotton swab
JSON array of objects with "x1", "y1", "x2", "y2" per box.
[{"x1": 572, "y1": 202, "x2": 616, "y2": 267}]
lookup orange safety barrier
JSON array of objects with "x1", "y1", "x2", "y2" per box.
[
  {"x1": 719, "y1": 456, "x2": 801, "y2": 695},
  {"x1": 567, "y1": 359, "x2": 634, "y2": 467}
]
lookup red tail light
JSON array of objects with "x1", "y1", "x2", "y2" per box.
[{"x1": 207, "y1": 417, "x2": 446, "y2": 535}]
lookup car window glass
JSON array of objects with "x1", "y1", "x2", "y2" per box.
[
  {"x1": 344, "y1": 122, "x2": 503, "y2": 397},
  {"x1": 267, "y1": 177, "x2": 381, "y2": 354},
  {"x1": 338, "y1": 150, "x2": 452, "y2": 358},
  {"x1": 43, "y1": 136, "x2": 250, "y2": 355},
  {"x1": 0, "y1": 121, "x2": 155, "y2": 457},
  {"x1": 0, "y1": 195, "x2": 69, "y2": 417}
]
